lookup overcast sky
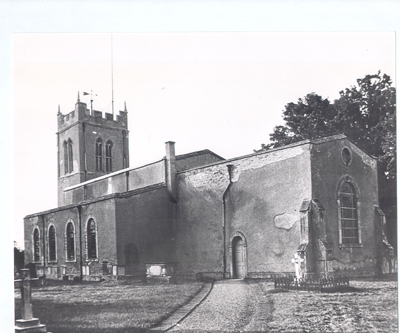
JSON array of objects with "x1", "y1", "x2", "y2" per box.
[{"x1": 12, "y1": 31, "x2": 396, "y2": 249}]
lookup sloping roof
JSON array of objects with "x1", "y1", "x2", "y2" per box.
[{"x1": 176, "y1": 149, "x2": 225, "y2": 161}]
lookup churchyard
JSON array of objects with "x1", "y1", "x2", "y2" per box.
[
  {"x1": 261, "y1": 278, "x2": 398, "y2": 332},
  {"x1": 14, "y1": 279, "x2": 204, "y2": 333},
  {"x1": 15, "y1": 277, "x2": 397, "y2": 333}
]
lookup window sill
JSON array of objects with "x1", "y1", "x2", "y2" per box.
[
  {"x1": 65, "y1": 259, "x2": 76, "y2": 263},
  {"x1": 339, "y1": 243, "x2": 363, "y2": 249}
]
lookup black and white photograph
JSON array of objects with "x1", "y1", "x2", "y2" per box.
[{"x1": 3, "y1": 1, "x2": 398, "y2": 332}]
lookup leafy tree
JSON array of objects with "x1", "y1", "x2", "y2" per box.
[
  {"x1": 333, "y1": 72, "x2": 396, "y2": 175},
  {"x1": 259, "y1": 72, "x2": 396, "y2": 248},
  {"x1": 264, "y1": 93, "x2": 337, "y2": 149},
  {"x1": 262, "y1": 72, "x2": 395, "y2": 177}
]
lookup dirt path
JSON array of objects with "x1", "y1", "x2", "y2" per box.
[{"x1": 170, "y1": 279, "x2": 256, "y2": 332}]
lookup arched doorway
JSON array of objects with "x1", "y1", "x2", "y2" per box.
[{"x1": 232, "y1": 236, "x2": 246, "y2": 279}]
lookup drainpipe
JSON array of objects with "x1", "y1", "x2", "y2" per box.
[
  {"x1": 125, "y1": 171, "x2": 129, "y2": 192},
  {"x1": 222, "y1": 165, "x2": 234, "y2": 279},
  {"x1": 77, "y1": 206, "x2": 83, "y2": 281},
  {"x1": 165, "y1": 141, "x2": 177, "y2": 203}
]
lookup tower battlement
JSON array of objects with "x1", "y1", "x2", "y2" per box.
[{"x1": 57, "y1": 98, "x2": 128, "y2": 133}]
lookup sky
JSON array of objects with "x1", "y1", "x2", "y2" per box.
[
  {"x1": 1, "y1": 1, "x2": 399, "y2": 330},
  {"x1": 12, "y1": 32, "x2": 395, "y2": 249}
]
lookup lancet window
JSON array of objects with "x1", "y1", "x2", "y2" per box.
[
  {"x1": 106, "y1": 140, "x2": 113, "y2": 172},
  {"x1": 87, "y1": 219, "x2": 97, "y2": 259}
]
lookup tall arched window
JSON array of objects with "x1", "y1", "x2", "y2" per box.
[
  {"x1": 63, "y1": 139, "x2": 73, "y2": 174},
  {"x1": 87, "y1": 219, "x2": 97, "y2": 259},
  {"x1": 66, "y1": 222, "x2": 75, "y2": 260},
  {"x1": 33, "y1": 228, "x2": 40, "y2": 262},
  {"x1": 63, "y1": 141, "x2": 69, "y2": 174},
  {"x1": 68, "y1": 139, "x2": 73, "y2": 172},
  {"x1": 106, "y1": 140, "x2": 113, "y2": 172},
  {"x1": 96, "y1": 138, "x2": 103, "y2": 171},
  {"x1": 339, "y1": 182, "x2": 359, "y2": 244},
  {"x1": 49, "y1": 225, "x2": 56, "y2": 261}
]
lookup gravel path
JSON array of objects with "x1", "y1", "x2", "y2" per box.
[{"x1": 170, "y1": 279, "x2": 256, "y2": 332}]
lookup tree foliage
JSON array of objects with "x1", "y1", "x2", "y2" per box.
[
  {"x1": 14, "y1": 242, "x2": 24, "y2": 275},
  {"x1": 262, "y1": 72, "x2": 396, "y2": 179}
]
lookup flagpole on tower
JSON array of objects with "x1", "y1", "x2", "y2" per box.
[
  {"x1": 90, "y1": 90, "x2": 93, "y2": 115},
  {"x1": 111, "y1": 34, "x2": 114, "y2": 118}
]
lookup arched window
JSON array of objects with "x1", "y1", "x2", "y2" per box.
[
  {"x1": 66, "y1": 222, "x2": 75, "y2": 260},
  {"x1": 63, "y1": 139, "x2": 73, "y2": 174},
  {"x1": 49, "y1": 225, "x2": 56, "y2": 261},
  {"x1": 96, "y1": 138, "x2": 103, "y2": 171},
  {"x1": 33, "y1": 228, "x2": 40, "y2": 262},
  {"x1": 87, "y1": 219, "x2": 97, "y2": 259},
  {"x1": 106, "y1": 140, "x2": 113, "y2": 172},
  {"x1": 339, "y1": 182, "x2": 359, "y2": 244},
  {"x1": 63, "y1": 141, "x2": 69, "y2": 174},
  {"x1": 68, "y1": 139, "x2": 73, "y2": 172}
]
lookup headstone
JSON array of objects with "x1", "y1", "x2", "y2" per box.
[
  {"x1": 15, "y1": 269, "x2": 48, "y2": 333},
  {"x1": 291, "y1": 253, "x2": 304, "y2": 279}
]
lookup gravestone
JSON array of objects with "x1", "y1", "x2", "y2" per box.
[{"x1": 15, "y1": 269, "x2": 49, "y2": 333}]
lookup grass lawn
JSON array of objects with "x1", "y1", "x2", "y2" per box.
[
  {"x1": 259, "y1": 278, "x2": 398, "y2": 332},
  {"x1": 15, "y1": 280, "x2": 204, "y2": 333}
]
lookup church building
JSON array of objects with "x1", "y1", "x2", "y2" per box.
[{"x1": 24, "y1": 96, "x2": 395, "y2": 281}]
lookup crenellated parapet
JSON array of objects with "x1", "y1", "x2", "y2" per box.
[{"x1": 58, "y1": 99, "x2": 128, "y2": 133}]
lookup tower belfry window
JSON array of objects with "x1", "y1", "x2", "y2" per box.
[
  {"x1": 96, "y1": 138, "x2": 103, "y2": 171},
  {"x1": 106, "y1": 140, "x2": 113, "y2": 172},
  {"x1": 63, "y1": 139, "x2": 73, "y2": 174},
  {"x1": 63, "y1": 141, "x2": 68, "y2": 174},
  {"x1": 68, "y1": 139, "x2": 73, "y2": 172}
]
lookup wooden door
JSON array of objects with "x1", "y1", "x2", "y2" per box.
[{"x1": 232, "y1": 236, "x2": 245, "y2": 279}]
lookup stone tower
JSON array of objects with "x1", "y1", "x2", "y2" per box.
[{"x1": 57, "y1": 93, "x2": 129, "y2": 206}]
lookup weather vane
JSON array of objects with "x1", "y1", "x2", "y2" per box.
[{"x1": 83, "y1": 90, "x2": 97, "y2": 115}]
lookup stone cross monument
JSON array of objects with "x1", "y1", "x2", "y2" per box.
[
  {"x1": 291, "y1": 253, "x2": 305, "y2": 280},
  {"x1": 15, "y1": 269, "x2": 48, "y2": 333}
]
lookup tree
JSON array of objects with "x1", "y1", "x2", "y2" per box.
[
  {"x1": 262, "y1": 72, "x2": 396, "y2": 178},
  {"x1": 259, "y1": 72, "x2": 396, "y2": 248},
  {"x1": 14, "y1": 241, "x2": 24, "y2": 276},
  {"x1": 263, "y1": 93, "x2": 337, "y2": 149},
  {"x1": 333, "y1": 72, "x2": 396, "y2": 170}
]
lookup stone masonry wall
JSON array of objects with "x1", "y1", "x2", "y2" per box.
[
  {"x1": 311, "y1": 137, "x2": 381, "y2": 276},
  {"x1": 175, "y1": 144, "x2": 312, "y2": 278},
  {"x1": 115, "y1": 186, "x2": 175, "y2": 277}
]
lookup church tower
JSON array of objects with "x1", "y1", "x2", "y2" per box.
[{"x1": 57, "y1": 93, "x2": 129, "y2": 206}]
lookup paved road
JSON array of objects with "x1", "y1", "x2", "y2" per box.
[{"x1": 170, "y1": 279, "x2": 256, "y2": 332}]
